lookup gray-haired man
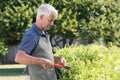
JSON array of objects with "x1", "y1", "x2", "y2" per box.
[{"x1": 15, "y1": 4, "x2": 67, "y2": 80}]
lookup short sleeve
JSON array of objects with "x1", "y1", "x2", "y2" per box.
[{"x1": 18, "y1": 34, "x2": 37, "y2": 54}]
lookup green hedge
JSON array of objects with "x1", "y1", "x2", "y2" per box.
[{"x1": 55, "y1": 45, "x2": 120, "y2": 80}]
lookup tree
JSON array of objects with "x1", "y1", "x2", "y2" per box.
[
  {"x1": 0, "y1": 0, "x2": 120, "y2": 47},
  {"x1": 49, "y1": 0, "x2": 79, "y2": 47},
  {"x1": 0, "y1": 0, "x2": 41, "y2": 63},
  {"x1": 0, "y1": 0, "x2": 35, "y2": 45},
  {"x1": 75, "y1": 0, "x2": 120, "y2": 46},
  {"x1": 50, "y1": 0, "x2": 120, "y2": 47}
]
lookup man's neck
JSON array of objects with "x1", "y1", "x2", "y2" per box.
[{"x1": 35, "y1": 22, "x2": 44, "y2": 32}]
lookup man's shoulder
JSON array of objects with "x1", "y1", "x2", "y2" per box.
[
  {"x1": 25, "y1": 24, "x2": 42, "y2": 37},
  {"x1": 24, "y1": 27, "x2": 37, "y2": 37}
]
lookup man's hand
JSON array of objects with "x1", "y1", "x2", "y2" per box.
[
  {"x1": 54, "y1": 56, "x2": 70, "y2": 69},
  {"x1": 54, "y1": 56, "x2": 66, "y2": 64},
  {"x1": 40, "y1": 58, "x2": 54, "y2": 69}
]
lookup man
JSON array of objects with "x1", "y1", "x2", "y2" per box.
[{"x1": 15, "y1": 4, "x2": 67, "y2": 80}]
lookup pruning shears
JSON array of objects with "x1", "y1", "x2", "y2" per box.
[{"x1": 54, "y1": 63, "x2": 70, "y2": 69}]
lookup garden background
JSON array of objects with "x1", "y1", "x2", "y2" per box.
[{"x1": 0, "y1": 0, "x2": 120, "y2": 80}]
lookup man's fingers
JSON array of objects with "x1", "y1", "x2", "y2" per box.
[
  {"x1": 54, "y1": 64, "x2": 64, "y2": 68},
  {"x1": 41, "y1": 58, "x2": 54, "y2": 69}
]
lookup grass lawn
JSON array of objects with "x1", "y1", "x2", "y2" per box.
[{"x1": 0, "y1": 64, "x2": 26, "y2": 80}]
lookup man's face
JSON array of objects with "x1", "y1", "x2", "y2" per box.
[{"x1": 41, "y1": 12, "x2": 56, "y2": 30}]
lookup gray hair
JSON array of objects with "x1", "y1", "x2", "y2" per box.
[{"x1": 36, "y1": 4, "x2": 58, "y2": 20}]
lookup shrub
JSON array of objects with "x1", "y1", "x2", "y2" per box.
[
  {"x1": 55, "y1": 45, "x2": 120, "y2": 80},
  {"x1": 0, "y1": 42, "x2": 8, "y2": 64}
]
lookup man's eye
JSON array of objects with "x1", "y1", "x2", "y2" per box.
[
  {"x1": 49, "y1": 20, "x2": 53, "y2": 22},
  {"x1": 54, "y1": 20, "x2": 57, "y2": 24}
]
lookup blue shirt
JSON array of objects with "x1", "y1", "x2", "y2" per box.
[{"x1": 19, "y1": 23, "x2": 48, "y2": 55}]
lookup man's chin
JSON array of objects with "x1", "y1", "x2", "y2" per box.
[{"x1": 45, "y1": 27, "x2": 50, "y2": 30}]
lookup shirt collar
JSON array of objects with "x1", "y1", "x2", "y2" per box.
[{"x1": 32, "y1": 23, "x2": 48, "y2": 37}]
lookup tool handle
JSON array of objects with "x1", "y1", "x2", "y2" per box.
[{"x1": 54, "y1": 64, "x2": 70, "y2": 69}]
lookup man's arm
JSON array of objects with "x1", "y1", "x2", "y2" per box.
[
  {"x1": 15, "y1": 50, "x2": 54, "y2": 69},
  {"x1": 15, "y1": 50, "x2": 42, "y2": 65}
]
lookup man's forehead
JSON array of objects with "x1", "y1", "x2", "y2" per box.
[
  {"x1": 50, "y1": 12, "x2": 57, "y2": 18},
  {"x1": 47, "y1": 13, "x2": 56, "y2": 19}
]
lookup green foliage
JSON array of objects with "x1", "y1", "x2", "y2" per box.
[
  {"x1": 49, "y1": 0, "x2": 120, "y2": 47},
  {"x1": 0, "y1": 0, "x2": 120, "y2": 47},
  {"x1": 55, "y1": 45, "x2": 120, "y2": 80},
  {"x1": 0, "y1": 42, "x2": 8, "y2": 64},
  {"x1": 75, "y1": 0, "x2": 120, "y2": 46},
  {"x1": 49, "y1": 0, "x2": 79, "y2": 47},
  {"x1": 0, "y1": 0, "x2": 39, "y2": 45}
]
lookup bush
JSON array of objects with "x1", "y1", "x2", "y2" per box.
[
  {"x1": 55, "y1": 45, "x2": 120, "y2": 80},
  {"x1": 0, "y1": 42, "x2": 8, "y2": 64},
  {"x1": 0, "y1": 0, "x2": 35, "y2": 45}
]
